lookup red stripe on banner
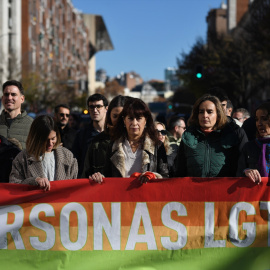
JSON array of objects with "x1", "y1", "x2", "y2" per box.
[{"x1": 0, "y1": 177, "x2": 269, "y2": 205}]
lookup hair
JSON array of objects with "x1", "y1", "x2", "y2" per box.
[
  {"x1": 87, "y1": 93, "x2": 108, "y2": 107},
  {"x1": 208, "y1": 87, "x2": 228, "y2": 102},
  {"x1": 2, "y1": 80, "x2": 24, "y2": 95},
  {"x1": 255, "y1": 102, "x2": 270, "y2": 115},
  {"x1": 255, "y1": 102, "x2": 270, "y2": 138},
  {"x1": 104, "y1": 95, "x2": 131, "y2": 134},
  {"x1": 155, "y1": 121, "x2": 172, "y2": 155},
  {"x1": 26, "y1": 115, "x2": 61, "y2": 161},
  {"x1": 188, "y1": 94, "x2": 228, "y2": 130},
  {"x1": 167, "y1": 115, "x2": 185, "y2": 131},
  {"x1": 226, "y1": 100, "x2": 233, "y2": 110},
  {"x1": 54, "y1": 104, "x2": 70, "y2": 114},
  {"x1": 234, "y1": 108, "x2": 250, "y2": 119},
  {"x1": 112, "y1": 98, "x2": 159, "y2": 145}
]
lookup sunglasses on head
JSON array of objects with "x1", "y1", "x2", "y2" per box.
[
  {"x1": 156, "y1": 129, "x2": 167, "y2": 136},
  {"x1": 59, "y1": 113, "x2": 70, "y2": 117}
]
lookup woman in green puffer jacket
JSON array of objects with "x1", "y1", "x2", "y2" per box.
[{"x1": 174, "y1": 94, "x2": 248, "y2": 177}]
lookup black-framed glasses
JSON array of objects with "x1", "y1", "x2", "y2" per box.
[
  {"x1": 156, "y1": 129, "x2": 167, "y2": 136},
  {"x1": 88, "y1": 105, "x2": 104, "y2": 111},
  {"x1": 179, "y1": 126, "x2": 186, "y2": 130},
  {"x1": 59, "y1": 113, "x2": 70, "y2": 117}
]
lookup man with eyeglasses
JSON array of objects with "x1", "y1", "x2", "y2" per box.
[
  {"x1": 54, "y1": 104, "x2": 77, "y2": 151},
  {"x1": 72, "y1": 94, "x2": 108, "y2": 177}
]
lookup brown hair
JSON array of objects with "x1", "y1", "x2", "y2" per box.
[
  {"x1": 188, "y1": 94, "x2": 227, "y2": 130},
  {"x1": 26, "y1": 115, "x2": 61, "y2": 160},
  {"x1": 112, "y1": 98, "x2": 159, "y2": 145},
  {"x1": 104, "y1": 95, "x2": 130, "y2": 134}
]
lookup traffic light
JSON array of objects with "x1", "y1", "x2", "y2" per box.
[{"x1": 195, "y1": 65, "x2": 203, "y2": 79}]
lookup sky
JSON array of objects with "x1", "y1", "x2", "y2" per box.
[{"x1": 72, "y1": 0, "x2": 224, "y2": 81}]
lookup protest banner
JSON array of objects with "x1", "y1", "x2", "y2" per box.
[{"x1": 0, "y1": 177, "x2": 270, "y2": 270}]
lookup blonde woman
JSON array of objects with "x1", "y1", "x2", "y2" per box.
[{"x1": 155, "y1": 121, "x2": 175, "y2": 176}]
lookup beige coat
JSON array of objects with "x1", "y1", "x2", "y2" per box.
[{"x1": 9, "y1": 146, "x2": 78, "y2": 185}]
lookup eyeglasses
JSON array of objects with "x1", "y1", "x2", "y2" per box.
[
  {"x1": 59, "y1": 113, "x2": 70, "y2": 117},
  {"x1": 156, "y1": 129, "x2": 167, "y2": 136},
  {"x1": 88, "y1": 105, "x2": 104, "y2": 111},
  {"x1": 179, "y1": 126, "x2": 186, "y2": 130}
]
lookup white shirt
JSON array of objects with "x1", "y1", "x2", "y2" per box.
[
  {"x1": 123, "y1": 139, "x2": 142, "y2": 177},
  {"x1": 40, "y1": 151, "x2": 56, "y2": 181}
]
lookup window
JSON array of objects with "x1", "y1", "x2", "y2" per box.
[{"x1": 8, "y1": 7, "x2": 12, "y2": 29}]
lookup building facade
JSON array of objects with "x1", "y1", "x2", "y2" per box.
[
  {"x1": 21, "y1": 0, "x2": 89, "y2": 94},
  {"x1": 0, "y1": 0, "x2": 114, "y2": 102},
  {"x1": 0, "y1": 0, "x2": 22, "y2": 86},
  {"x1": 206, "y1": 0, "x2": 254, "y2": 41},
  {"x1": 227, "y1": 0, "x2": 254, "y2": 30}
]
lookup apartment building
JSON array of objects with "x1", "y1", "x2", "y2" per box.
[
  {"x1": 0, "y1": 0, "x2": 114, "y2": 99},
  {"x1": 21, "y1": 0, "x2": 89, "y2": 94},
  {"x1": 206, "y1": 0, "x2": 254, "y2": 42},
  {"x1": 0, "y1": 0, "x2": 22, "y2": 85}
]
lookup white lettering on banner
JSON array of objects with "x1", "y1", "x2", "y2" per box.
[
  {"x1": 229, "y1": 202, "x2": 256, "y2": 247},
  {"x1": 125, "y1": 203, "x2": 157, "y2": 250},
  {"x1": 0, "y1": 205, "x2": 25, "y2": 249},
  {"x1": 260, "y1": 202, "x2": 270, "y2": 247},
  {"x1": 205, "y1": 202, "x2": 226, "y2": 248},
  {"x1": 29, "y1": 204, "x2": 56, "y2": 250},
  {"x1": 161, "y1": 202, "x2": 187, "y2": 250},
  {"x1": 0, "y1": 201, "x2": 266, "y2": 251},
  {"x1": 60, "y1": 203, "x2": 87, "y2": 251},
  {"x1": 93, "y1": 203, "x2": 121, "y2": 250}
]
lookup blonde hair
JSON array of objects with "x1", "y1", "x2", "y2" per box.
[{"x1": 155, "y1": 121, "x2": 172, "y2": 155}]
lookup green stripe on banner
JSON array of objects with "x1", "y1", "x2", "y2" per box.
[{"x1": 1, "y1": 248, "x2": 270, "y2": 270}]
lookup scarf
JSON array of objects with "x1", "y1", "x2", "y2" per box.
[{"x1": 256, "y1": 137, "x2": 270, "y2": 177}]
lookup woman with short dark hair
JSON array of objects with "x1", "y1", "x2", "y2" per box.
[
  {"x1": 9, "y1": 115, "x2": 78, "y2": 190},
  {"x1": 174, "y1": 94, "x2": 247, "y2": 177},
  {"x1": 90, "y1": 98, "x2": 169, "y2": 183}
]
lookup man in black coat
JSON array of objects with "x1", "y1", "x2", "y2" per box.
[{"x1": 54, "y1": 104, "x2": 77, "y2": 151}]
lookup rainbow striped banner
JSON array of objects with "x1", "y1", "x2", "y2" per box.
[{"x1": 0, "y1": 177, "x2": 270, "y2": 270}]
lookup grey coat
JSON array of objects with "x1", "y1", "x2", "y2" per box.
[
  {"x1": 9, "y1": 146, "x2": 78, "y2": 185},
  {"x1": 0, "y1": 110, "x2": 33, "y2": 149}
]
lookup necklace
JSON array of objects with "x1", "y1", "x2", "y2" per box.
[{"x1": 129, "y1": 140, "x2": 140, "y2": 152}]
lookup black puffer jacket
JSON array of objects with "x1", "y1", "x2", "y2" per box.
[{"x1": 0, "y1": 135, "x2": 21, "y2": 183}]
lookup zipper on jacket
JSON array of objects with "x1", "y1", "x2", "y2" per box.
[{"x1": 204, "y1": 140, "x2": 211, "y2": 177}]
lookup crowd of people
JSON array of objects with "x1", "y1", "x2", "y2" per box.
[{"x1": 0, "y1": 79, "x2": 269, "y2": 188}]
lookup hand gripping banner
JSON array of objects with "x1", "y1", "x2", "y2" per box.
[{"x1": 0, "y1": 177, "x2": 270, "y2": 270}]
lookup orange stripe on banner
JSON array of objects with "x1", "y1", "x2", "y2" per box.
[{"x1": 11, "y1": 201, "x2": 269, "y2": 228}]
